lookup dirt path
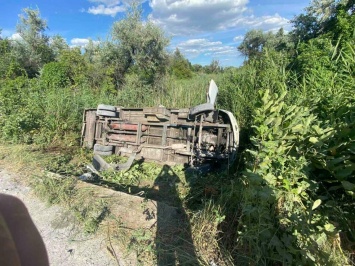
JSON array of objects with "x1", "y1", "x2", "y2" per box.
[{"x1": 0, "y1": 169, "x2": 117, "y2": 266}]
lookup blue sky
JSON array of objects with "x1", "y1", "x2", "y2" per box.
[{"x1": 0, "y1": 0, "x2": 311, "y2": 66}]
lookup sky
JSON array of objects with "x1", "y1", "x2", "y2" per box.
[{"x1": 0, "y1": 0, "x2": 312, "y2": 66}]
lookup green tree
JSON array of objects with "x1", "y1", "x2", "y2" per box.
[
  {"x1": 84, "y1": 40, "x2": 116, "y2": 92},
  {"x1": 238, "y1": 29, "x2": 294, "y2": 60},
  {"x1": 108, "y1": 3, "x2": 169, "y2": 87},
  {"x1": 84, "y1": 39, "x2": 100, "y2": 64},
  {"x1": 0, "y1": 37, "x2": 24, "y2": 79},
  {"x1": 40, "y1": 61, "x2": 70, "y2": 88},
  {"x1": 208, "y1": 59, "x2": 223, "y2": 73},
  {"x1": 291, "y1": 0, "x2": 354, "y2": 42},
  {"x1": 169, "y1": 48, "x2": 193, "y2": 79},
  {"x1": 57, "y1": 48, "x2": 88, "y2": 87},
  {"x1": 238, "y1": 29, "x2": 267, "y2": 58},
  {"x1": 291, "y1": 13, "x2": 322, "y2": 42},
  {"x1": 273, "y1": 28, "x2": 294, "y2": 52},
  {"x1": 50, "y1": 35, "x2": 69, "y2": 59},
  {"x1": 13, "y1": 8, "x2": 54, "y2": 77},
  {"x1": 192, "y1": 64, "x2": 203, "y2": 73}
]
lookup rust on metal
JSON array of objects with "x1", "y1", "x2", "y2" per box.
[
  {"x1": 109, "y1": 123, "x2": 148, "y2": 132},
  {"x1": 107, "y1": 134, "x2": 138, "y2": 142}
]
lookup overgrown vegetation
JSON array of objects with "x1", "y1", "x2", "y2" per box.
[{"x1": 0, "y1": 0, "x2": 354, "y2": 265}]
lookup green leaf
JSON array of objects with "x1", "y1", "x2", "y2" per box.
[
  {"x1": 316, "y1": 232, "x2": 327, "y2": 246},
  {"x1": 264, "y1": 117, "x2": 275, "y2": 126},
  {"x1": 324, "y1": 223, "x2": 336, "y2": 232},
  {"x1": 341, "y1": 181, "x2": 355, "y2": 191},
  {"x1": 306, "y1": 252, "x2": 316, "y2": 262},
  {"x1": 274, "y1": 117, "x2": 282, "y2": 128},
  {"x1": 246, "y1": 149, "x2": 258, "y2": 156},
  {"x1": 346, "y1": 191, "x2": 355, "y2": 197},
  {"x1": 335, "y1": 167, "x2": 353, "y2": 179},
  {"x1": 312, "y1": 199, "x2": 322, "y2": 210},
  {"x1": 328, "y1": 185, "x2": 342, "y2": 191},
  {"x1": 309, "y1": 137, "x2": 318, "y2": 143},
  {"x1": 284, "y1": 105, "x2": 297, "y2": 115},
  {"x1": 292, "y1": 124, "x2": 303, "y2": 133},
  {"x1": 312, "y1": 125, "x2": 323, "y2": 135},
  {"x1": 261, "y1": 89, "x2": 270, "y2": 105},
  {"x1": 328, "y1": 156, "x2": 349, "y2": 166}
]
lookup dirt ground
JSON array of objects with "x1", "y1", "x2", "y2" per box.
[{"x1": 0, "y1": 169, "x2": 117, "y2": 266}]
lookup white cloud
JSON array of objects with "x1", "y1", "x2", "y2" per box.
[
  {"x1": 231, "y1": 13, "x2": 289, "y2": 32},
  {"x1": 70, "y1": 38, "x2": 100, "y2": 48},
  {"x1": 88, "y1": 4, "x2": 125, "y2": 16},
  {"x1": 233, "y1": 35, "x2": 244, "y2": 42},
  {"x1": 89, "y1": 0, "x2": 121, "y2": 6},
  {"x1": 10, "y1": 33, "x2": 22, "y2": 41},
  {"x1": 0, "y1": 30, "x2": 23, "y2": 41},
  {"x1": 149, "y1": 0, "x2": 289, "y2": 36},
  {"x1": 179, "y1": 39, "x2": 222, "y2": 47},
  {"x1": 86, "y1": 0, "x2": 126, "y2": 17},
  {"x1": 150, "y1": 0, "x2": 248, "y2": 35},
  {"x1": 0, "y1": 29, "x2": 12, "y2": 38},
  {"x1": 175, "y1": 38, "x2": 237, "y2": 59}
]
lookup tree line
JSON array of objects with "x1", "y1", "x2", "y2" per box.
[{"x1": 0, "y1": 5, "x2": 224, "y2": 92}]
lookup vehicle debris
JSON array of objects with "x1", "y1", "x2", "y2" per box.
[{"x1": 81, "y1": 80, "x2": 239, "y2": 172}]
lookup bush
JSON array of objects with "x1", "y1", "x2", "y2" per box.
[
  {"x1": 40, "y1": 61, "x2": 70, "y2": 88},
  {"x1": 238, "y1": 89, "x2": 347, "y2": 264}
]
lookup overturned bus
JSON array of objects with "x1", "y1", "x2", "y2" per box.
[{"x1": 81, "y1": 80, "x2": 239, "y2": 170}]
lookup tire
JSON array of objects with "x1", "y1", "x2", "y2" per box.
[
  {"x1": 93, "y1": 150, "x2": 113, "y2": 156},
  {"x1": 96, "y1": 110, "x2": 116, "y2": 117},
  {"x1": 94, "y1": 144, "x2": 113, "y2": 152},
  {"x1": 97, "y1": 104, "x2": 116, "y2": 111}
]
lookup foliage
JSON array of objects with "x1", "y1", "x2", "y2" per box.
[
  {"x1": 32, "y1": 172, "x2": 109, "y2": 233},
  {"x1": 293, "y1": 37, "x2": 336, "y2": 75},
  {"x1": 0, "y1": 38, "x2": 25, "y2": 79},
  {"x1": 218, "y1": 48, "x2": 289, "y2": 130},
  {"x1": 204, "y1": 59, "x2": 223, "y2": 74},
  {"x1": 57, "y1": 48, "x2": 88, "y2": 87},
  {"x1": 291, "y1": 0, "x2": 354, "y2": 42},
  {"x1": 238, "y1": 89, "x2": 347, "y2": 264},
  {"x1": 294, "y1": 38, "x2": 355, "y2": 250},
  {"x1": 238, "y1": 29, "x2": 293, "y2": 59},
  {"x1": 83, "y1": 41, "x2": 116, "y2": 93},
  {"x1": 44, "y1": 153, "x2": 83, "y2": 176},
  {"x1": 108, "y1": 3, "x2": 169, "y2": 87},
  {"x1": 13, "y1": 8, "x2": 54, "y2": 77},
  {"x1": 169, "y1": 48, "x2": 193, "y2": 79},
  {"x1": 40, "y1": 61, "x2": 70, "y2": 88},
  {"x1": 0, "y1": 74, "x2": 116, "y2": 145},
  {"x1": 291, "y1": 13, "x2": 321, "y2": 42},
  {"x1": 0, "y1": 77, "x2": 40, "y2": 143},
  {"x1": 49, "y1": 35, "x2": 69, "y2": 59},
  {"x1": 101, "y1": 158, "x2": 163, "y2": 187}
]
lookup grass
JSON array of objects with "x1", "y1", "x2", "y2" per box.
[
  {"x1": 0, "y1": 143, "x2": 237, "y2": 265},
  {"x1": 0, "y1": 144, "x2": 110, "y2": 233}
]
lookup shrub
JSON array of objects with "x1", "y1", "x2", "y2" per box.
[
  {"x1": 40, "y1": 61, "x2": 70, "y2": 88},
  {"x1": 238, "y1": 89, "x2": 348, "y2": 264}
]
